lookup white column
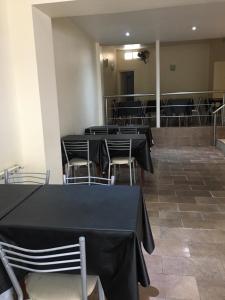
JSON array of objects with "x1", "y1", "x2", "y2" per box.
[{"x1": 156, "y1": 40, "x2": 161, "y2": 128}]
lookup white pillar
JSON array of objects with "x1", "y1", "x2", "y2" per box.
[{"x1": 156, "y1": 40, "x2": 160, "y2": 128}]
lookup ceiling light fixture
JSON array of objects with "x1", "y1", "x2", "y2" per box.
[
  {"x1": 125, "y1": 32, "x2": 130, "y2": 37},
  {"x1": 124, "y1": 44, "x2": 141, "y2": 50},
  {"x1": 192, "y1": 26, "x2": 197, "y2": 31}
]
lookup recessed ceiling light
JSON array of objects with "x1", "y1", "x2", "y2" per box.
[
  {"x1": 125, "y1": 32, "x2": 130, "y2": 37},
  {"x1": 192, "y1": 26, "x2": 197, "y2": 31}
]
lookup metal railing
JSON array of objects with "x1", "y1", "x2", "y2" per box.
[
  {"x1": 105, "y1": 91, "x2": 225, "y2": 128},
  {"x1": 0, "y1": 165, "x2": 21, "y2": 182},
  {"x1": 213, "y1": 103, "x2": 225, "y2": 145}
]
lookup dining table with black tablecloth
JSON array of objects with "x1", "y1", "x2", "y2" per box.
[
  {"x1": 85, "y1": 125, "x2": 154, "y2": 147},
  {"x1": 0, "y1": 184, "x2": 155, "y2": 300},
  {"x1": 62, "y1": 134, "x2": 154, "y2": 174},
  {"x1": 0, "y1": 184, "x2": 41, "y2": 294}
]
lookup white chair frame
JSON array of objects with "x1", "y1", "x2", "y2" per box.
[
  {"x1": 62, "y1": 140, "x2": 92, "y2": 183},
  {"x1": 63, "y1": 175, "x2": 115, "y2": 186},
  {"x1": 4, "y1": 170, "x2": 50, "y2": 185},
  {"x1": 105, "y1": 139, "x2": 136, "y2": 186},
  {"x1": 0, "y1": 237, "x2": 105, "y2": 300}
]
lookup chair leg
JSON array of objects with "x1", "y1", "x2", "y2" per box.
[
  {"x1": 129, "y1": 163, "x2": 133, "y2": 186},
  {"x1": 66, "y1": 164, "x2": 70, "y2": 177},
  {"x1": 108, "y1": 163, "x2": 111, "y2": 182},
  {"x1": 113, "y1": 164, "x2": 116, "y2": 181},
  {"x1": 92, "y1": 163, "x2": 95, "y2": 176},
  {"x1": 133, "y1": 161, "x2": 136, "y2": 184},
  {"x1": 97, "y1": 277, "x2": 106, "y2": 300},
  {"x1": 87, "y1": 163, "x2": 91, "y2": 185}
]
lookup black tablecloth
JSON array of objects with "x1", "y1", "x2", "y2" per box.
[
  {"x1": 62, "y1": 134, "x2": 153, "y2": 173},
  {"x1": 0, "y1": 185, "x2": 155, "y2": 300},
  {"x1": 0, "y1": 185, "x2": 40, "y2": 219},
  {"x1": 85, "y1": 125, "x2": 154, "y2": 146},
  {"x1": 0, "y1": 185, "x2": 40, "y2": 294}
]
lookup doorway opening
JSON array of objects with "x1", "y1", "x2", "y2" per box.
[{"x1": 120, "y1": 71, "x2": 134, "y2": 100}]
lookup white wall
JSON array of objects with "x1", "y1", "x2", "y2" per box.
[
  {"x1": 160, "y1": 42, "x2": 210, "y2": 92},
  {"x1": 6, "y1": 0, "x2": 46, "y2": 172},
  {"x1": 52, "y1": 18, "x2": 102, "y2": 136},
  {"x1": 117, "y1": 47, "x2": 155, "y2": 94},
  {"x1": 104, "y1": 41, "x2": 211, "y2": 95},
  {"x1": 0, "y1": 0, "x2": 64, "y2": 183},
  {"x1": 0, "y1": 0, "x2": 22, "y2": 170},
  {"x1": 102, "y1": 46, "x2": 118, "y2": 96},
  {"x1": 32, "y1": 7, "x2": 63, "y2": 182},
  {"x1": 213, "y1": 61, "x2": 225, "y2": 98}
]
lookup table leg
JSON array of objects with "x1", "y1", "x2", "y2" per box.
[{"x1": 140, "y1": 168, "x2": 145, "y2": 185}]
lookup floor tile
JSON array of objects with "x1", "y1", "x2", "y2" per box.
[
  {"x1": 141, "y1": 146, "x2": 225, "y2": 300},
  {"x1": 162, "y1": 256, "x2": 225, "y2": 282},
  {"x1": 153, "y1": 239, "x2": 190, "y2": 257},
  {"x1": 196, "y1": 279, "x2": 225, "y2": 300},
  {"x1": 140, "y1": 274, "x2": 200, "y2": 300},
  {"x1": 178, "y1": 203, "x2": 219, "y2": 212}
]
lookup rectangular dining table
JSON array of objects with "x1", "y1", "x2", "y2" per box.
[
  {"x1": 0, "y1": 184, "x2": 41, "y2": 294},
  {"x1": 0, "y1": 184, "x2": 155, "y2": 300},
  {"x1": 62, "y1": 134, "x2": 154, "y2": 173}
]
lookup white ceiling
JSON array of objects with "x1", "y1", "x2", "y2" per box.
[
  {"x1": 35, "y1": 0, "x2": 225, "y2": 45},
  {"x1": 72, "y1": 2, "x2": 225, "y2": 45},
  {"x1": 35, "y1": 0, "x2": 225, "y2": 17}
]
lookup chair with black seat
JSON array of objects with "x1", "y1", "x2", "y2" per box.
[
  {"x1": 161, "y1": 99, "x2": 174, "y2": 127},
  {"x1": 105, "y1": 139, "x2": 136, "y2": 186},
  {"x1": 62, "y1": 140, "x2": 92, "y2": 179},
  {"x1": 119, "y1": 127, "x2": 138, "y2": 134},
  {"x1": 0, "y1": 237, "x2": 105, "y2": 300},
  {"x1": 4, "y1": 169, "x2": 50, "y2": 184},
  {"x1": 63, "y1": 175, "x2": 115, "y2": 186},
  {"x1": 90, "y1": 128, "x2": 108, "y2": 135}
]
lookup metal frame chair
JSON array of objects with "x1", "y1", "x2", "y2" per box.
[
  {"x1": 62, "y1": 140, "x2": 92, "y2": 181},
  {"x1": 4, "y1": 170, "x2": 50, "y2": 184},
  {"x1": 118, "y1": 127, "x2": 138, "y2": 134},
  {"x1": 191, "y1": 97, "x2": 202, "y2": 126},
  {"x1": 63, "y1": 175, "x2": 115, "y2": 186},
  {"x1": 90, "y1": 128, "x2": 108, "y2": 135},
  {"x1": 0, "y1": 237, "x2": 105, "y2": 300},
  {"x1": 105, "y1": 139, "x2": 136, "y2": 186}
]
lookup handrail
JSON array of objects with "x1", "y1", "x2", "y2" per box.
[
  {"x1": 0, "y1": 165, "x2": 21, "y2": 180},
  {"x1": 105, "y1": 93, "x2": 155, "y2": 98},
  {"x1": 105, "y1": 90, "x2": 225, "y2": 98},
  {"x1": 213, "y1": 101, "x2": 225, "y2": 146},
  {"x1": 213, "y1": 103, "x2": 225, "y2": 114},
  {"x1": 162, "y1": 91, "x2": 225, "y2": 96},
  {"x1": 104, "y1": 90, "x2": 225, "y2": 133}
]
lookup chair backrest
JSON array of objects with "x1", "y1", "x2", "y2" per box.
[
  {"x1": 119, "y1": 127, "x2": 138, "y2": 134},
  {"x1": 90, "y1": 128, "x2": 108, "y2": 135},
  {"x1": 105, "y1": 139, "x2": 132, "y2": 161},
  {"x1": 4, "y1": 170, "x2": 50, "y2": 185},
  {"x1": 0, "y1": 237, "x2": 87, "y2": 300},
  {"x1": 62, "y1": 140, "x2": 90, "y2": 165},
  {"x1": 63, "y1": 175, "x2": 115, "y2": 186}
]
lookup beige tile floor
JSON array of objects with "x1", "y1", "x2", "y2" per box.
[
  {"x1": 140, "y1": 146, "x2": 225, "y2": 300},
  {"x1": 91, "y1": 146, "x2": 225, "y2": 300}
]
